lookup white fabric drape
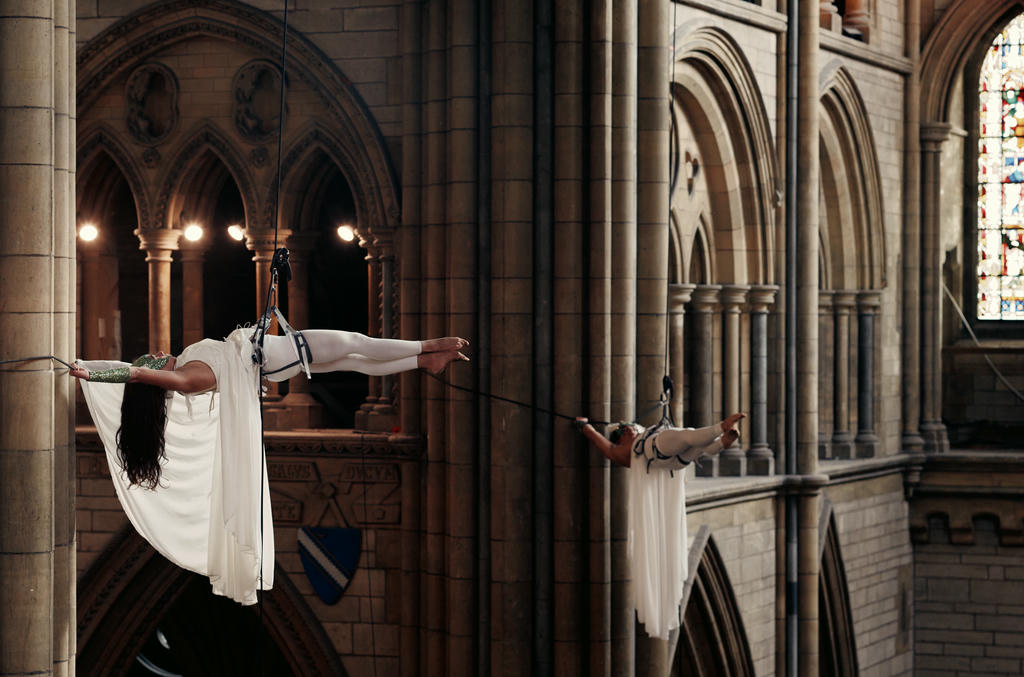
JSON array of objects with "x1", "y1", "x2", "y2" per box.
[
  {"x1": 79, "y1": 328, "x2": 274, "y2": 605},
  {"x1": 627, "y1": 455, "x2": 688, "y2": 640}
]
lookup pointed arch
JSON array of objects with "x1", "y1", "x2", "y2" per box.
[
  {"x1": 921, "y1": 0, "x2": 1024, "y2": 123},
  {"x1": 672, "y1": 26, "x2": 777, "y2": 286},
  {"x1": 77, "y1": 0, "x2": 399, "y2": 234},
  {"x1": 670, "y1": 526, "x2": 755, "y2": 677},
  {"x1": 77, "y1": 527, "x2": 346, "y2": 676},
  {"x1": 268, "y1": 123, "x2": 378, "y2": 238},
  {"x1": 154, "y1": 123, "x2": 258, "y2": 231},
  {"x1": 818, "y1": 500, "x2": 859, "y2": 677},
  {"x1": 77, "y1": 125, "x2": 152, "y2": 230},
  {"x1": 819, "y1": 64, "x2": 886, "y2": 289}
]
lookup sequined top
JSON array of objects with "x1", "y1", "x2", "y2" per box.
[{"x1": 87, "y1": 353, "x2": 172, "y2": 383}]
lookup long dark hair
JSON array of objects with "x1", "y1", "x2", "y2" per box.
[{"x1": 116, "y1": 382, "x2": 169, "y2": 489}]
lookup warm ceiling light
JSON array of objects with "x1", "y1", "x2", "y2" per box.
[
  {"x1": 184, "y1": 223, "x2": 204, "y2": 242},
  {"x1": 337, "y1": 224, "x2": 355, "y2": 242},
  {"x1": 227, "y1": 224, "x2": 245, "y2": 241},
  {"x1": 78, "y1": 223, "x2": 99, "y2": 242}
]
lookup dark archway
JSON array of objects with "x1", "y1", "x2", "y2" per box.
[
  {"x1": 671, "y1": 527, "x2": 755, "y2": 677},
  {"x1": 78, "y1": 527, "x2": 346, "y2": 676},
  {"x1": 819, "y1": 503, "x2": 859, "y2": 677}
]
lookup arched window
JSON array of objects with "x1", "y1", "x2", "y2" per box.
[{"x1": 977, "y1": 14, "x2": 1024, "y2": 321}]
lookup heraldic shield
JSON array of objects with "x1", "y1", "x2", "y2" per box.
[{"x1": 297, "y1": 526, "x2": 362, "y2": 605}]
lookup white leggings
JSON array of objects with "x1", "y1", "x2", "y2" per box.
[
  {"x1": 261, "y1": 330, "x2": 422, "y2": 382},
  {"x1": 636, "y1": 424, "x2": 723, "y2": 470}
]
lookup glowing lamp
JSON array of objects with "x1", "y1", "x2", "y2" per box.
[
  {"x1": 184, "y1": 223, "x2": 204, "y2": 242},
  {"x1": 78, "y1": 224, "x2": 99, "y2": 242},
  {"x1": 227, "y1": 224, "x2": 245, "y2": 241},
  {"x1": 337, "y1": 225, "x2": 356, "y2": 242}
]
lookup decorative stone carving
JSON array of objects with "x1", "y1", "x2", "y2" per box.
[
  {"x1": 250, "y1": 146, "x2": 269, "y2": 167},
  {"x1": 141, "y1": 147, "x2": 160, "y2": 168},
  {"x1": 124, "y1": 63, "x2": 178, "y2": 145},
  {"x1": 233, "y1": 59, "x2": 286, "y2": 142}
]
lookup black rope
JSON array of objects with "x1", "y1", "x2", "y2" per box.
[
  {"x1": 0, "y1": 355, "x2": 75, "y2": 369},
  {"x1": 424, "y1": 371, "x2": 664, "y2": 427}
]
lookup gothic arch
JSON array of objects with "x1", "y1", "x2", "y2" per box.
[
  {"x1": 818, "y1": 64, "x2": 886, "y2": 290},
  {"x1": 154, "y1": 122, "x2": 258, "y2": 231},
  {"x1": 921, "y1": 0, "x2": 1024, "y2": 123},
  {"x1": 818, "y1": 501, "x2": 859, "y2": 677},
  {"x1": 670, "y1": 526, "x2": 755, "y2": 677},
  {"x1": 77, "y1": 526, "x2": 346, "y2": 676},
  {"x1": 77, "y1": 125, "x2": 152, "y2": 231},
  {"x1": 77, "y1": 0, "x2": 400, "y2": 234},
  {"x1": 269, "y1": 123, "x2": 380, "y2": 239},
  {"x1": 672, "y1": 26, "x2": 777, "y2": 286}
]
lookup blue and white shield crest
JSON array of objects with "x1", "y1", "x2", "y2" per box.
[{"x1": 297, "y1": 526, "x2": 362, "y2": 605}]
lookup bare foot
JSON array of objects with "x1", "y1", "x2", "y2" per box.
[
  {"x1": 418, "y1": 350, "x2": 470, "y2": 374},
  {"x1": 421, "y1": 337, "x2": 469, "y2": 353},
  {"x1": 721, "y1": 412, "x2": 745, "y2": 432},
  {"x1": 721, "y1": 429, "x2": 740, "y2": 449}
]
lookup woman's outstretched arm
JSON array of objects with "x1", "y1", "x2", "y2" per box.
[
  {"x1": 575, "y1": 418, "x2": 632, "y2": 467},
  {"x1": 70, "y1": 360, "x2": 216, "y2": 394}
]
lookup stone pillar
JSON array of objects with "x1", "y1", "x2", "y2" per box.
[
  {"x1": 690, "y1": 285, "x2": 720, "y2": 477},
  {"x1": 901, "y1": 0, "x2": 925, "y2": 453},
  {"x1": 831, "y1": 292, "x2": 856, "y2": 458},
  {"x1": 0, "y1": 6, "x2": 59, "y2": 673},
  {"x1": 355, "y1": 240, "x2": 382, "y2": 430},
  {"x1": 136, "y1": 228, "x2": 181, "y2": 353},
  {"x1": 280, "y1": 231, "x2": 322, "y2": 428},
  {"x1": 668, "y1": 283, "x2": 695, "y2": 427},
  {"x1": 179, "y1": 239, "x2": 207, "y2": 348},
  {"x1": 842, "y1": 0, "x2": 871, "y2": 41},
  {"x1": 719, "y1": 285, "x2": 748, "y2": 476},
  {"x1": 244, "y1": 227, "x2": 291, "y2": 402},
  {"x1": 367, "y1": 233, "x2": 398, "y2": 431},
  {"x1": 798, "y1": 0, "x2": 822, "y2": 674},
  {"x1": 748, "y1": 285, "x2": 777, "y2": 475},
  {"x1": 920, "y1": 122, "x2": 951, "y2": 454},
  {"x1": 819, "y1": 1, "x2": 841, "y2": 31},
  {"x1": 855, "y1": 290, "x2": 881, "y2": 458},
  {"x1": 817, "y1": 291, "x2": 833, "y2": 460}
]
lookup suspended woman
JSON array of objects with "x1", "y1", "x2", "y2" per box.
[{"x1": 72, "y1": 326, "x2": 468, "y2": 604}]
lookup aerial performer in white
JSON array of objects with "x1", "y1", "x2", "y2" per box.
[
  {"x1": 72, "y1": 328, "x2": 469, "y2": 605},
  {"x1": 574, "y1": 411, "x2": 744, "y2": 639}
]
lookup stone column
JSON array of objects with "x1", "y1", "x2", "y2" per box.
[
  {"x1": 920, "y1": 122, "x2": 951, "y2": 454},
  {"x1": 831, "y1": 292, "x2": 856, "y2": 458},
  {"x1": 369, "y1": 233, "x2": 399, "y2": 430},
  {"x1": 842, "y1": 0, "x2": 871, "y2": 40},
  {"x1": 179, "y1": 239, "x2": 207, "y2": 349},
  {"x1": 668, "y1": 283, "x2": 695, "y2": 426},
  {"x1": 748, "y1": 285, "x2": 777, "y2": 475},
  {"x1": 355, "y1": 239, "x2": 382, "y2": 430},
  {"x1": 136, "y1": 228, "x2": 181, "y2": 353},
  {"x1": 817, "y1": 291, "x2": 833, "y2": 460},
  {"x1": 0, "y1": 6, "x2": 58, "y2": 673},
  {"x1": 690, "y1": 285, "x2": 720, "y2": 477},
  {"x1": 719, "y1": 285, "x2": 748, "y2": 476},
  {"x1": 901, "y1": 0, "x2": 924, "y2": 453},
  {"x1": 819, "y1": 1, "x2": 841, "y2": 31},
  {"x1": 855, "y1": 290, "x2": 881, "y2": 457},
  {"x1": 244, "y1": 227, "x2": 291, "y2": 402},
  {"x1": 280, "y1": 231, "x2": 322, "y2": 428},
  {"x1": 797, "y1": 0, "x2": 821, "y2": 674}
]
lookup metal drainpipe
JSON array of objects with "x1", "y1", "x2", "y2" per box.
[
  {"x1": 785, "y1": 0, "x2": 799, "y2": 676},
  {"x1": 476, "y1": 0, "x2": 492, "y2": 671}
]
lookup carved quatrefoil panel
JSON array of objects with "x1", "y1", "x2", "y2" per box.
[
  {"x1": 124, "y1": 63, "x2": 179, "y2": 145},
  {"x1": 233, "y1": 59, "x2": 287, "y2": 143}
]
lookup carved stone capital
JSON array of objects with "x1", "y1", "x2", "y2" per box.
[
  {"x1": 832, "y1": 290, "x2": 857, "y2": 314},
  {"x1": 689, "y1": 284, "x2": 722, "y2": 312},
  {"x1": 747, "y1": 284, "x2": 778, "y2": 313},
  {"x1": 818, "y1": 289, "x2": 835, "y2": 312},
  {"x1": 245, "y1": 228, "x2": 293, "y2": 256},
  {"x1": 135, "y1": 228, "x2": 180, "y2": 261},
  {"x1": 856, "y1": 289, "x2": 882, "y2": 313},
  {"x1": 669, "y1": 282, "x2": 696, "y2": 311},
  {"x1": 720, "y1": 284, "x2": 749, "y2": 312},
  {"x1": 921, "y1": 121, "x2": 954, "y2": 152}
]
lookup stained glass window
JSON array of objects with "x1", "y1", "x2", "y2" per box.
[{"x1": 978, "y1": 14, "x2": 1024, "y2": 320}]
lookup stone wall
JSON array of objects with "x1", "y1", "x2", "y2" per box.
[{"x1": 825, "y1": 470, "x2": 914, "y2": 676}]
